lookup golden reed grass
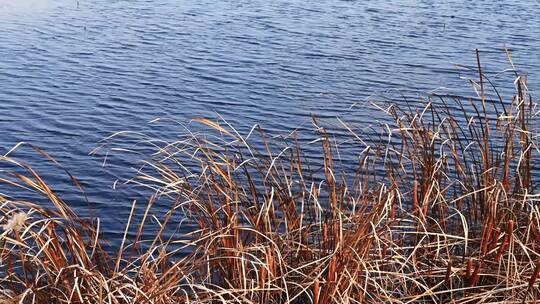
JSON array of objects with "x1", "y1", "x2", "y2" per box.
[{"x1": 0, "y1": 50, "x2": 539, "y2": 303}]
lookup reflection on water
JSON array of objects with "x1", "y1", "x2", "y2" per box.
[{"x1": 0, "y1": 0, "x2": 58, "y2": 13}]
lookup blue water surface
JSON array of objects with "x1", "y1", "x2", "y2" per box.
[{"x1": 0, "y1": 0, "x2": 539, "y2": 240}]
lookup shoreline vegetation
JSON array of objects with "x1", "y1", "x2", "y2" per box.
[{"x1": 0, "y1": 50, "x2": 539, "y2": 303}]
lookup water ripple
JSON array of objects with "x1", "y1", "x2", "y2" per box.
[{"x1": 0, "y1": 0, "x2": 539, "y2": 241}]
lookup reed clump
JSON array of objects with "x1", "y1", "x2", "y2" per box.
[{"x1": 0, "y1": 51, "x2": 539, "y2": 303}]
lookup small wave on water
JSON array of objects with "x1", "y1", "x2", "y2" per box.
[{"x1": 0, "y1": 0, "x2": 539, "y2": 241}]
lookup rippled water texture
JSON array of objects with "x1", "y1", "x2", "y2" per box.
[{"x1": 0, "y1": 0, "x2": 539, "y2": 238}]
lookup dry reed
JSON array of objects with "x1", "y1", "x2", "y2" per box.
[{"x1": 0, "y1": 50, "x2": 538, "y2": 303}]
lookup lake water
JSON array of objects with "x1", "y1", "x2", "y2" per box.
[{"x1": 1, "y1": 0, "x2": 539, "y2": 241}]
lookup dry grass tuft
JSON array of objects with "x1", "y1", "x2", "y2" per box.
[{"x1": 0, "y1": 50, "x2": 539, "y2": 303}]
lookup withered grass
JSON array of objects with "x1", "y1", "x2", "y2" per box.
[{"x1": 0, "y1": 50, "x2": 539, "y2": 303}]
